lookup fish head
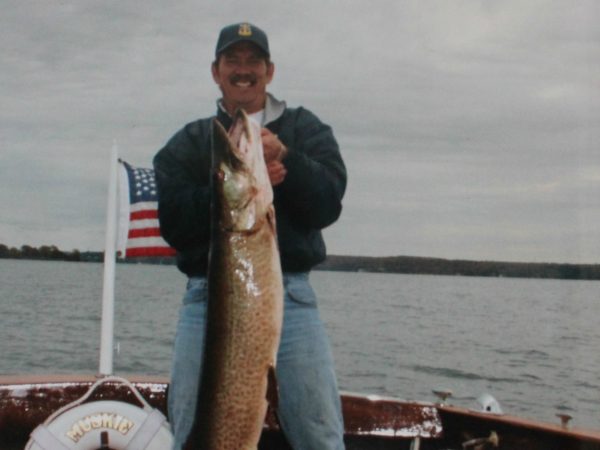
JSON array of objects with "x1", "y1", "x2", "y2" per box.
[{"x1": 211, "y1": 109, "x2": 273, "y2": 232}]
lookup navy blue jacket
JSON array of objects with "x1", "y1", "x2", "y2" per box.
[{"x1": 153, "y1": 94, "x2": 347, "y2": 276}]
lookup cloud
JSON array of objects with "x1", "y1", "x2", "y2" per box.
[{"x1": 1, "y1": 0, "x2": 598, "y2": 263}]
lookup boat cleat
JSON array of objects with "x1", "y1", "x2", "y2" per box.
[{"x1": 432, "y1": 389, "x2": 453, "y2": 405}]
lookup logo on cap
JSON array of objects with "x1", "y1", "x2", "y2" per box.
[{"x1": 238, "y1": 23, "x2": 252, "y2": 37}]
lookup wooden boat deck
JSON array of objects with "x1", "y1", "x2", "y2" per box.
[{"x1": 1, "y1": 374, "x2": 599, "y2": 449}]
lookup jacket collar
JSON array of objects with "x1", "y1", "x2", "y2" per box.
[
  {"x1": 216, "y1": 93, "x2": 286, "y2": 126},
  {"x1": 263, "y1": 93, "x2": 286, "y2": 125}
]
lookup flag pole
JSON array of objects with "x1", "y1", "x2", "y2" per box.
[{"x1": 99, "y1": 141, "x2": 119, "y2": 376}]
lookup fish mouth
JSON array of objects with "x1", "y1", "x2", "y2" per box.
[
  {"x1": 211, "y1": 110, "x2": 262, "y2": 232},
  {"x1": 211, "y1": 110, "x2": 251, "y2": 173},
  {"x1": 229, "y1": 109, "x2": 253, "y2": 148}
]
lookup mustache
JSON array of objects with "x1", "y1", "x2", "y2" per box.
[{"x1": 230, "y1": 74, "x2": 257, "y2": 84}]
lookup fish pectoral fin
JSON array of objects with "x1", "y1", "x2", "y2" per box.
[{"x1": 266, "y1": 365, "x2": 280, "y2": 410}]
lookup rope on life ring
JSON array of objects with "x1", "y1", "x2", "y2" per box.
[{"x1": 25, "y1": 376, "x2": 173, "y2": 450}]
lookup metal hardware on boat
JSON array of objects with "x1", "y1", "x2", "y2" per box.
[
  {"x1": 557, "y1": 413, "x2": 573, "y2": 429},
  {"x1": 409, "y1": 436, "x2": 421, "y2": 450},
  {"x1": 461, "y1": 431, "x2": 499, "y2": 449},
  {"x1": 476, "y1": 393, "x2": 503, "y2": 414},
  {"x1": 432, "y1": 389, "x2": 453, "y2": 404}
]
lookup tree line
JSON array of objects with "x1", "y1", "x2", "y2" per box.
[
  {"x1": 2, "y1": 244, "x2": 600, "y2": 281},
  {"x1": 0, "y1": 244, "x2": 82, "y2": 261},
  {"x1": 316, "y1": 255, "x2": 600, "y2": 281}
]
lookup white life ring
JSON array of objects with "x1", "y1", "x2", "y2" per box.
[{"x1": 25, "y1": 377, "x2": 173, "y2": 450}]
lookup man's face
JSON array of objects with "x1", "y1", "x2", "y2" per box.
[{"x1": 212, "y1": 42, "x2": 274, "y2": 114}]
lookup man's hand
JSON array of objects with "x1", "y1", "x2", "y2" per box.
[{"x1": 261, "y1": 128, "x2": 288, "y2": 186}]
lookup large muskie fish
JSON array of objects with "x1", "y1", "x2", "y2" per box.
[{"x1": 184, "y1": 110, "x2": 284, "y2": 450}]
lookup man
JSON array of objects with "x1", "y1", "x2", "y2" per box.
[{"x1": 153, "y1": 22, "x2": 347, "y2": 450}]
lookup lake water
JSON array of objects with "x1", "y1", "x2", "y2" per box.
[{"x1": 1, "y1": 259, "x2": 598, "y2": 429}]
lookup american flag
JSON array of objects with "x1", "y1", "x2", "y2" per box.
[{"x1": 117, "y1": 161, "x2": 176, "y2": 258}]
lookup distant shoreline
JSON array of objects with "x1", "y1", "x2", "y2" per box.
[
  {"x1": 317, "y1": 254, "x2": 600, "y2": 281},
  {"x1": 2, "y1": 244, "x2": 599, "y2": 281}
]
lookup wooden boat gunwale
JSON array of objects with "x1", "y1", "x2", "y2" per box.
[{"x1": 2, "y1": 373, "x2": 599, "y2": 450}]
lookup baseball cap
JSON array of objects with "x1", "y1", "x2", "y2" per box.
[{"x1": 215, "y1": 22, "x2": 270, "y2": 57}]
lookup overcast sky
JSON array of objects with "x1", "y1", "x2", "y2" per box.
[{"x1": 1, "y1": 0, "x2": 598, "y2": 263}]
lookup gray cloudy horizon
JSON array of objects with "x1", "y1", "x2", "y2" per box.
[{"x1": 1, "y1": 0, "x2": 598, "y2": 264}]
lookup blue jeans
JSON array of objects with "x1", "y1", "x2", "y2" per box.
[{"x1": 168, "y1": 273, "x2": 345, "y2": 450}]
